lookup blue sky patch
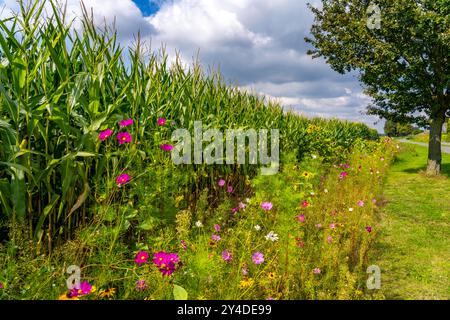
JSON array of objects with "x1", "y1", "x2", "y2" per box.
[{"x1": 132, "y1": 0, "x2": 160, "y2": 16}]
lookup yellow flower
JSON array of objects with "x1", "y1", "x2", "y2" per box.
[
  {"x1": 58, "y1": 293, "x2": 79, "y2": 300},
  {"x1": 239, "y1": 278, "x2": 254, "y2": 289},
  {"x1": 267, "y1": 272, "x2": 277, "y2": 280},
  {"x1": 302, "y1": 171, "x2": 313, "y2": 179},
  {"x1": 98, "y1": 288, "x2": 116, "y2": 298}
]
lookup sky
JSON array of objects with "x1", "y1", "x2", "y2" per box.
[{"x1": 0, "y1": 0, "x2": 384, "y2": 132}]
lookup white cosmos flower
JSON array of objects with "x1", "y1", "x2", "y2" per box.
[
  {"x1": 254, "y1": 225, "x2": 261, "y2": 231},
  {"x1": 265, "y1": 231, "x2": 279, "y2": 242},
  {"x1": 195, "y1": 220, "x2": 203, "y2": 228},
  {"x1": 349, "y1": 208, "x2": 354, "y2": 212}
]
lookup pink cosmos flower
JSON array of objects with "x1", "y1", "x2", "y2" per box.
[
  {"x1": 116, "y1": 173, "x2": 131, "y2": 187},
  {"x1": 222, "y1": 250, "x2": 232, "y2": 262},
  {"x1": 238, "y1": 202, "x2": 246, "y2": 210},
  {"x1": 79, "y1": 281, "x2": 93, "y2": 295},
  {"x1": 214, "y1": 224, "x2": 221, "y2": 232},
  {"x1": 329, "y1": 223, "x2": 336, "y2": 230},
  {"x1": 212, "y1": 234, "x2": 221, "y2": 242},
  {"x1": 313, "y1": 268, "x2": 321, "y2": 274},
  {"x1": 157, "y1": 118, "x2": 167, "y2": 126},
  {"x1": 167, "y1": 253, "x2": 180, "y2": 264},
  {"x1": 366, "y1": 226, "x2": 373, "y2": 233},
  {"x1": 339, "y1": 171, "x2": 349, "y2": 179},
  {"x1": 135, "y1": 279, "x2": 147, "y2": 292},
  {"x1": 297, "y1": 214, "x2": 306, "y2": 223},
  {"x1": 316, "y1": 223, "x2": 322, "y2": 229},
  {"x1": 241, "y1": 264, "x2": 248, "y2": 276},
  {"x1": 327, "y1": 236, "x2": 333, "y2": 244},
  {"x1": 153, "y1": 251, "x2": 168, "y2": 267},
  {"x1": 358, "y1": 200, "x2": 365, "y2": 207},
  {"x1": 227, "y1": 186, "x2": 234, "y2": 193},
  {"x1": 372, "y1": 198, "x2": 377, "y2": 204},
  {"x1": 119, "y1": 118, "x2": 134, "y2": 128},
  {"x1": 135, "y1": 251, "x2": 149, "y2": 266},
  {"x1": 160, "y1": 144, "x2": 174, "y2": 151},
  {"x1": 117, "y1": 132, "x2": 132, "y2": 145},
  {"x1": 181, "y1": 240, "x2": 187, "y2": 250},
  {"x1": 261, "y1": 202, "x2": 273, "y2": 211},
  {"x1": 218, "y1": 179, "x2": 226, "y2": 187},
  {"x1": 302, "y1": 200, "x2": 310, "y2": 208},
  {"x1": 252, "y1": 252, "x2": 264, "y2": 265},
  {"x1": 99, "y1": 128, "x2": 113, "y2": 141},
  {"x1": 152, "y1": 251, "x2": 180, "y2": 276}
]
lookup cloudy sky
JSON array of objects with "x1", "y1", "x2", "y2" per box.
[{"x1": 0, "y1": 0, "x2": 384, "y2": 131}]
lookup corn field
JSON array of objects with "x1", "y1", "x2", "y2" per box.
[{"x1": 0, "y1": 1, "x2": 378, "y2": 252}]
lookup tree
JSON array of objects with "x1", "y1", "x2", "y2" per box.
[
  {"x1": 306, "y1": 0, "x2": 450, "y2": 175},
  {"x1": 384, "y1": 120, "x2": 398, "y2": 137},
  {"x1": 384, "y1": 120, "x2": 415, "y2": 137}
]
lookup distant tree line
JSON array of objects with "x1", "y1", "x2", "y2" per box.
[{"x1": 384, "y1": 120, "x2": 423, "y2": 137}]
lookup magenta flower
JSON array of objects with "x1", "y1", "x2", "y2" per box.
[
  {"x1": 313, "y1": 268, "x2": 321, "y2": 274},
  {"x1": 297, "y1": 214, "x2": 306, "y2": 223},
  {"x1": 153, "y1": 251, "x2": 168, "y2": 267},
  {"x1": 366, "y1": 226, "x2": 373, "y2": 233},
  {"x1": 99, "y1": 128, "x2": 113, "y2": 141},
  {"x1": 358, "y1": 200, "x2": 365, "y2": 207},
  {"x1": 261, "y1": 202, "x2": 273, "y2": 211},
  {"x1": 157, "y1": 118, "x2": 167, "y2": 126},
  {"x1": 116, "y1": 173, "x2": 131, "y2": 187},
  {"x1": 212, "y1": 234, "x2": 221, "y2": 242},
  {"x1": 181, "y1": 240, "x2": 187, "y2": 250},
  {"x1": 135, "y1": 251, "x2": 150, "y2": 266},
  {"x1": 218, "y1": 179, "x2": 226, "y2": 187},
  {"x1": 0, "y1": 282, "x2": 3, "y2": 289},
  {"x1": 79, "y1": 281, "x2": 93, "y2": 295},
  {"x1": 117, "y1": 132, "x2": 132, "y2": 145},
  {"x1": 135, "y1": 279, "x2": 147, "y2": 292},
  {"x1": 152, "y1": 251, "x2": 180, "y2": 276},
  {"x1": 214, "y1": 224, "x2": 221, "y2": 232},
  {"x1": 160, "y1": 144, "x2": 174, "y2": 151},
  {"x1": 302, "y1": 200, "x2": 310, "y2": 208},
  {"x1": 221, "y1": 250, "x2": 232, "y2": 262},
  {"x1": 227, "y1": 186, "x2": 234, "y2": 193},
  {"x1": 119, "y1": 118, "x2": 134, "y2": 128},
  {"x1": 231, "y1": 207, "x2": 239, "y2": 214},
  {"x1": 241, "y1": 264, "x2": 249, "y2": 276},
  {"x1": 252, "y1": 252, "x2": 264, "y2": 265},
  {"x1": 339, "y1": 171, "x2": 349, "y2": 179}
]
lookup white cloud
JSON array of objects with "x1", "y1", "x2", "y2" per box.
[{"x1": 0, "y1": 0, "x2": 383, "y2": 131}]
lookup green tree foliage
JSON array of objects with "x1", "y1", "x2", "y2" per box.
[{"x1": 306, "y1": 0, "x2": 450, "y2": 175}]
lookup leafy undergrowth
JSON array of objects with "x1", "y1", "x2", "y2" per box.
[
  {"x1": 373, "y1": 144, "x2": 450, "y2": 300},
  {"x1": 0, "y1": 139, "x2": 397, "y2": 300}
]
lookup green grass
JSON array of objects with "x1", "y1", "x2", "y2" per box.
[
  {"x1": 374, "y1": 143, "x2": 450, "y2": 299},
  {"x1": 407, "y1": 132, "x2": 450, "y2": 144}
]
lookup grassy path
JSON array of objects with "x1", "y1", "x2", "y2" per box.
[{"x1": 374, "y1": 143, "x2": 450, "y2": 300}]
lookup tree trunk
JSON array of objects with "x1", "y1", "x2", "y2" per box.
[{"x1": 427, "y1": 115, "x2": 445, "y2": 175}]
